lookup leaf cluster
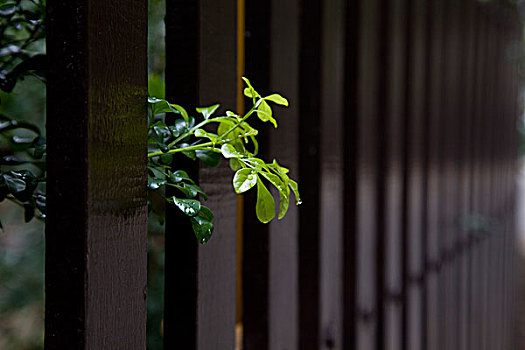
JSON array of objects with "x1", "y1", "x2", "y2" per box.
[
  {"x1": 148, "y1": 78, "x2": 301, "y2": 243},
  {"x1": 0, "y1": 1, "x2": 46, "y2": 228},
  {"x1": 0, "y1": 0, "x2": 46, "y2": 93},
  {"x1": 0, "y1": 114, "x2": 46, "y2": 227}
]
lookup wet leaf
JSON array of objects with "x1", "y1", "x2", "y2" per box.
[
  {"x1": 264, "y1": 94, "x2": 289, "y2": 106},
  {"x1": 233, "y1": 168, "x2": 257, "y2": 194},
  {"x1": 220, "y1": 143, "x2": 244, "y2": 158},
  {"x1": 190, "y1": 216, "x2": 214, "y2": 244},
  {"x1": 196, "y1": 104, "x2": 220, "y2": 119},
  {"x1": 256, "y1": 178, "x2": 275, "y2": 223},
  {"x1": 171, "y1": 197, "x2": 201, "y2": 216},
  {"x1": 196, "y1": 150, "x2": 221, "y2": 167}
]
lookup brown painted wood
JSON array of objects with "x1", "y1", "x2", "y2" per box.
[
  {"x1": 441, "y1": 1, "x2": 463, "y2": 348},
  {"x1": 45, "y1": 0, "x2": 148, "y2": 348},
  {"x1": 469, "y1": 7, "x2": 488, "y2": 350},
  {"x1": 243, "y1": 1, "x2": 303, "y2": 348},
  {"x1": 381, "y1": 1, "x2": 407, "y2": 349},
  {"x1": 267, "y1": 0, "x2": 301, "y2": 348},
  {"x1": 242, "y1": 1, "x2": 272, "y2": 348},
  {"x1": 298, "y1": 0, "x2": 323, "y2": 348},
  {"x1": 343, "y1": 0, "x2": 360, "y2": 347},
  {"x1": 403, "y1": 1, "x2": 428, "y2": 349},
  {"x1": 354, "y1": 0, "x2": 382, "y2": 348},
  {"x1": 242, "y1": 1, "x2": 301, "y2": 349},
  {"x1": 319, "y1": 0, "x2": 345, "y2": 348},
  {"x1": 424, "y1": 1, "x2": 445, "y2": 349},
  {"x1": 164, "y1": 0, "x2": 237, "y2": 348},
  {"x1": 164, "y1": 1, "x2": 199, "y2": 348},
  {"x1": 458, "y1": 2, "x2": 477, "y2": 349}
]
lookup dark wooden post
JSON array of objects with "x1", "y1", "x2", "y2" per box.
[
  {"x1": 318, "y1": 0, "x2": 346, "y2": 348},
  {"x1": 45, "y1": 0, "x2": 148, "y2": 348},
  {"x1": 242, "y1": 2, "x2": 272, "y2": 348},
  {"x1": 403, "y1": 0, "x2": 428, "y2": 349},
  {"x1": 164, "y1": 0, "x2": 237, "y2": 348},
  {"x1": 380, "y1": 0, "x2": 407, "y2": 349},
  {"x1": 298, "y1": 0, "x2": 323, "y2": 347},
  {"x1": 425, "y1": 1, "x2": 445, "y2": 348},
  {"x1": 342, "y1": 0, "x2": 383, "y2": 347},
  {"x1": 458, "y1": 1, "x2": 477, "y2": 349}
]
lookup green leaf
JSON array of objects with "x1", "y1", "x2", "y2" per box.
[
  {"x1": 260, "y1": 172, "x2": 285, "y2": 192},
  {"x1": 243, "y1": 157, "x2": 266, "y2": 170},
  {"x1": 171, "y1": 197, "x2": 201, "y2": 216},
  {"x1": 196, "y1": 150, "x2": 221, "y2": 167},
  {"x1": 260, "y1": 171, "x2": 289, "y2": 219},
  {"x1": 199, "y1": 206, "x2": 214, "y2": 222},
  {"x1": 3, "y1": 174, "x2": 26, "y2": 193},
  {"x1": 229, "y1": 158, "x2": 242, "y2": 171},
  {"x1": 0, "y1": 4, "x2": 17, "y2": 17},
  {"x1": 220, "y1": 143, "x2": 244, "y2": 158},
  {"x1": 169, "y1": 119, "x2": 188, "y2": 138},
  {"x1": 160, "y1": 154, "x2": 173, "y2": 165},
  {"x1": 289, "y1": 179, "x2": 302, "y2": 205},
  {"x1": 196, "y1": 104, "x2": 220, "y2": 119},
  {"x1": 148, "y1": 97, "x2": 178, "y2": 115},
  {"x1": 233, "y1": 169, "x2": 257, "y2": 194},
  {"x1": 194, "y1": 129, "x2": 219, "y2": 143},
  {"x1": 270, "y1": 159, "x2": 290, "y2": 174},
  {"x1": 278, "y1": 189, "x2": 290, "y2": 219},
  {"x1": 190, "y1": 216, "x2": 214, "y2": 244},
  {"x1": 168, "y1": 170, "x2": 193, "y2": 183},
  {"x1": 148, "y1": 177, "x2": 166, "y2": 190},
  {"x1": 170, "y1": 182, "x2": 206, "y2": 199},
  {"x1": 148, "y1": 166, "x2": 166, "y2": 180},
  {"x1": 171, "y1": 104, "x2": 189, "y2": 123},
  {"x1": 35, "y1": 195, "x2": 46, "y2": 214},
  {"x1": 242, "y1": 77, "x2": 259, "y2": 98},
  {"x1": 256, "y1": 100, "x2": 277, "y2": 128},
  {"x1": 182, "y1": 149, "x2": 196, "y2": 160},
  {"x1": 217, "y1": 119, "x2": 238, "y2": 140},
  {"x1": 244, "y1": 87, "x2": 256, "y2": 98},
  {"x1": 256, "y1": 178, "x2": 275, "y2": 223},
  {"x1": 264, "y1": 94, "x2": 289, "y2": 106},
  {"x1": 24, "y1": 203, "x2": 34, "y2": 223}
]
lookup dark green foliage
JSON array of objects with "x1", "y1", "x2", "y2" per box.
[
  {"x1": 0, "y1": 0, "x2": 46, "y2": 93},
  {"x1": 0, "y1": 0, "x2": 46, "y2": 228}
]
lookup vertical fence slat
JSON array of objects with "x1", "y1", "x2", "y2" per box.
[
  {"x1": 196, "y1": 1, "x2": 238, "y2": 347},
  {"x1": 319, "y1": 0, "x2": 346, "y2": 348},
  {"x1": 266, "y1": 0, "x2": 303, "y2": 346},
  {"x1": 243, "y1": 0, "x2": 301, "y2": 348},
  {"x1": 242, "y1": 0, "x2": 271, "y2": 347},
  {"x1": 441, "y1": 1, "x2": 462, "y2": 348},
  {"x1": 458, "y1": 1, "x2": 477, "y2": 349},
  {"x1": 164, "y1": 1, "x2": 237, "y2": 348},
  {"x1": 403, "y1": 0, "x2": 427, "y2": 348},
  {"x1": 425, "y1": 1, "x2": 445, "y2": 349},
  {"x1": 45, "y1": 0, "x2": 148, "y2": 348},
  {"x1": 164, "y1": 1, "x2": 199, "y2": 348},
  {"x1": 268, "y1": 0, "x2": 301, "y2": 348},
  {"x1": 343, "y1": 0, "x2": 360, "y2": 346},
  {"x1": 382, "y1": 1, "x2": 407, "y2": 349},
  {"x1": 470, "y1": 7, "x2": 487, "y2": 350},
  {"x1": 298, "y1": 0, "x2": 323, "y2": 347},
  {"x1": 355, "y1": 0, "x2": 381, "y2": 348}
]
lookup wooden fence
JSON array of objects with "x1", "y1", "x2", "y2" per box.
[{"x1": 45, "y1": 0, "x2": 520, "y2": 349}]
